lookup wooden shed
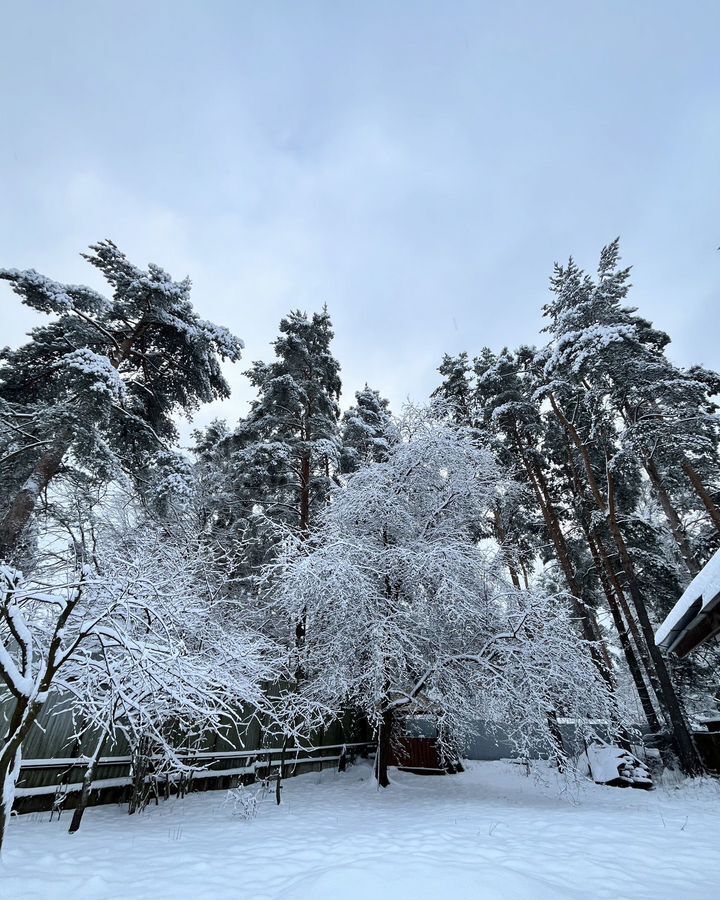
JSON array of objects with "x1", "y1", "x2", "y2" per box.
[{"x1": 387, "y1": 718, "x2": 463, "y2": 775}]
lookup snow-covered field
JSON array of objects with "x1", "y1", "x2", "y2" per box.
[{"x1": 2, "y1": 760, "x2": 719, "y2": 900}]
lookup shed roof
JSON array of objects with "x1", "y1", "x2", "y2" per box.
[{"x1": 655, "y1": 548, "x2": 720, "y2": 657}]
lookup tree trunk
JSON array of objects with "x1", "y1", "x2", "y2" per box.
[
  {"x1": 0, "y1": 569, "x2": 82, "y2": 852},
  {"x1": 0, "y1": 430, "x2": 71, "y2": 562},
  {"x1": 644, "y1": 456, "x2": 701, "y2": 576},
  {"x1": 299, "y1": 453, "x2": 311, "y2": 537},
  {"x1": 593, "y1": 537, "x2": 662, "y2": 701},
  {"x1": 0, "y1": 746, "x2": 22, "y2": 854},
  {"x1": 616, "y1": 400, "x2": 701, "y2": 576},
  {"x1": 128, "y1": 738, "x2": 152, "y2": 815},
  {"x1": 547, "y1": 394, "x2": 703, "y2": 774},
  {"x1": 585, "y1": 528, "x2": 664, "y2": 735},
  {"x1": 606, "y1": 472, "x2": 704, "y2": 774},
  {"x1": 294, "y1": 452, "x2": 312, "y2": 652},
  {"x1": 682, "y1": 460, "x2": 720, "y2": 532},
  {"x1": 558, "y1": 438, "x2": 666, "y2": 732},
  {"x1": 68, "y1": 735, "x2": 105, "y2": 834},
  {"x1": 0, "y1": 321, "x2": 148, "y2": 564},
  {"x1": 515, "y1": 438, "x2": 614, "y2": 685},
  {"x1": 546, "y1": 709, "x2": 566, "y2": 772},
  {"x1": 0, "y1": 695, "x2": 45, "y2": 853},
  {"x1": 492, "y1": 505, "x2": 521, "y2": 589},
  {"x1": 375, "y1": 709, "x2": 393, "y2": 788},
  {"x1": 624, "y1": 397, "x2": 720, "y2": 534}
]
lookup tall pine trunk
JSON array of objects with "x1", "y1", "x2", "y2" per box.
[
  {"x1": 299, "y1": 452, "x2": 311, "y2": 537},
  {"x1": 559, "y1": 440, "x2": 666, "y2": 734},
  {"x1": 0, "y1": 430, "x2": 71, "y2": 562},
  {"x1": 643, "y1": 455, "x2": 700, "y2": 576},
  {"x1": 492, "y1": 504, "x2": 521, "y2": 589},
  {"x1": 606, "y1": 472, "x2": 703, "y2": 774},
  {"x1": 514, "y1": 435, "x2": 614, "y2": 685},
  {"x1": 682, "y1": 460, "x2": 720, "y2": 531},
  {"x1": 618, "y1": 400, "x2": 701, "y2": 576},
  {"x1": 638, "y1": 398, "x2": 720, "y2": 533},
  {"x1": 583, "y1": 527, "x2": 663, "y2": 735},
  {"x1": 548, "y1": 393, "x2": 702, "y2": 773}
]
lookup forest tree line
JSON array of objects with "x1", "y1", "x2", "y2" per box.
[{"x1": 0, "y1": 238, "x2": 717, "y2": 848}]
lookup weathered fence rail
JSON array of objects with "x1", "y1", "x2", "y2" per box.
[
  {"x1": 3, "y1": 691, "x2": 373, "y2": 814},
  {"x1": 14, "y1": 741, "x2": 376, "y2": 811}
]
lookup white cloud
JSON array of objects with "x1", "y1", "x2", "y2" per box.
[{"x1": 1, "y1": 1, "x2": 718, "y2": 441}]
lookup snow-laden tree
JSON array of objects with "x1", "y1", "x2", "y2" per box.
[
  {"x1": 431, "y1": 352, "x2": 474, "y2": 426},
  {"x1": 541, "y1": 238, "x2": 720, "y2": 574},
  {"x1": 0, "y1": 516, "x2": 292, "y2": 850},
  {"x1": 536, "y1": 241, "x2": 706, "y2": 773},
  {"x1": 263, "y1": 412, "x2": 619, "y2": 787},
  {"x1": 0, "y1": 241, "x2": 242, "y2": 564},
  {"x1": 193, "y1": 307, "x2": 342, "y2": 584},
  {"x1": 339, "y1": 384, "x2": 398, "y2": 473},
  {"x1": 241, "y1": 306, "x2": 342, "y2": 538},
  {"x1": 443, "y1": 347, "x2": 614, "y2": 677}
]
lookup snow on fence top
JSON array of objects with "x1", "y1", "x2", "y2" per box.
[{"x1": 655, "y1": 547, "x2": 720, "y2": 656}]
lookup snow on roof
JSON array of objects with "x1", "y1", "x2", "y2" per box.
[{"x1": 655, "y1": 548, "x2": 720, "y2": 652}]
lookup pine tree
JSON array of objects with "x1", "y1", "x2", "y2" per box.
[
  {"x1": 539, "y1": 241, "x2": 705, "y2": 773},
  {"x1": 0, "y1": 241, "x2": 242, "y2": 563},
  {"x1": 339, "y1": 385, "x2": 398, "y2": 474},
  {"x1": 432, "y1": 352, "x2": 473, "y2": 424},
  {"x1": 198, "y1": 308, "x2": 342, "y2": 586},
  {"x1": 536, "y1": 375, "x2": 667, "y2": 738},
  {"x1": 242, "y1": 307, "x2": 341, "y2": 538},
  {"x1": 434, "y1": 342, "x2": 682, "y2": 748},
  {"x1": 472, "y1": 347, "x2": 615, "y2": 682},
  {"x1": 541, "y1": 238, "x2": 720, "y2": 572}
]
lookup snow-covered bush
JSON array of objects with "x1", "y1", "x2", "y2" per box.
[{"x1": 224, "y1": 784, "x2": 261, "y2": 820}]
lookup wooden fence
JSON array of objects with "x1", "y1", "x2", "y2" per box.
[{"x1": 3, "y1": 694, "x2": 373, "y2": 814}]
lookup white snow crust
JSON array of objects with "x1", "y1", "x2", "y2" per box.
[{"x1": 3, "y1": 760, "x2": 719, "y2": 899}]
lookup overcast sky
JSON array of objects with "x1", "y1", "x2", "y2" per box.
[{"x1": 1, "y1": 1, "x2": 718, "y2": 441}]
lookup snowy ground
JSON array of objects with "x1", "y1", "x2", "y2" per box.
[{"x1": 2, "y1": 760, "x2": 719, "y2": 900}]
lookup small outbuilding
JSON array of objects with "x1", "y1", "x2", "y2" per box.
[{"x1": 655, "y1": 548, "x2": 720, "y2": 657}]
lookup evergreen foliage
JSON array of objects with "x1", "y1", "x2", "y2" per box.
[
  {"x1": 434, "y1": 240, "x2": 720, "y2": 772},
  {"x1": 193, "y1": 307, "x2": 342, "y2": 580},
  {"x1": 0, "y1": 241, "x2": 242, "y2": 563},
  {"x1": 339, "y1": 384, "x2": 398, "y2": 473}
]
